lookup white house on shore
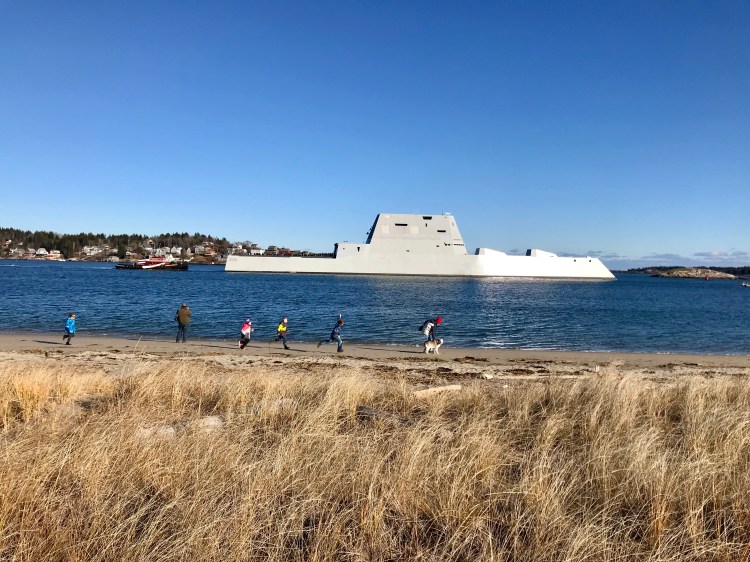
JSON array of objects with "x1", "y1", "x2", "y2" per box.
[{"x1": 81, "y1": 246, "x2": 103, "y2": 256}]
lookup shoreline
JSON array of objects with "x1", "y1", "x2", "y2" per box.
[{"x1": 1, "y1": 331, "x2": 748, "y2": 369}]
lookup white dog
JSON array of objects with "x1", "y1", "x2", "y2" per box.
[{"x1": 423, "y1": 338, "x2": 444, "y2": 354}]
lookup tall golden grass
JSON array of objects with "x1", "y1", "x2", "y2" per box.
[{"x1": 1, "y1": 358, "x2": 749, "y2": 561}]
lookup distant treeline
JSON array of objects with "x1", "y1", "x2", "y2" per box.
[
  {"x1": 627, "y1": 265, "x2": 750, "y2": 275},
  {"x1": 0, "y1": 227, "x2": 231, "y2": 259}
]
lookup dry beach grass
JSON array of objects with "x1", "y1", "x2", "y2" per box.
[{"x1": 1, "y1": 349, "x2": 750, "y2": 561}]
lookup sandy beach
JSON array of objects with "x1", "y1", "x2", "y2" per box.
[{"x1": 1, "y1": 331, "x2": 749, "y2": 373}]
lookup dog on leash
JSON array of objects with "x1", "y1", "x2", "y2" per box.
[{"x1": 423, "y1": 338, "x2": 444, "y2": 354}]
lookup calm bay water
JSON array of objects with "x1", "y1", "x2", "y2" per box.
[{"x1": 1, "y1": 260, "x2": 748, "y2": 354}]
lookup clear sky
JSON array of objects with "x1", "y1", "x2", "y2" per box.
[{"x1": 1, "y1": 1, "x2": 748, "y2": 269}]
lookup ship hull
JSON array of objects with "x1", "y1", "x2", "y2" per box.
[
  {"x1": 225, "y1": 254, "x2": 614, "y2": 279},
  {"x1": 225, "y1": 213, "x2": 615, "y2": 280}
]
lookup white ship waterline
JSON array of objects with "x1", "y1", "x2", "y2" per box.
[{"x1": 225, "y1": 213, "x2": 615, "y2": 280}]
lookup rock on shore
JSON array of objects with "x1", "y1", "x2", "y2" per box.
[{"x1": 655, "y1": 268, "x2": 736, "y2": 279}]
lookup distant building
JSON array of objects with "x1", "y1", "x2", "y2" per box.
[
  {"x1": 81, "y1": 246, "x2": 103, "y2": 256},
  {"x1": 36, "y1": 248, "x2": 48, "y2": 257},
  {"x1": 266, "y1": 245, "x2": 279, "y2": 255}
]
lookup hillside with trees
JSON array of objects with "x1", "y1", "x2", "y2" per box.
[{"x1": 0, "y1": 227, "x2": 231, "y2": 260}]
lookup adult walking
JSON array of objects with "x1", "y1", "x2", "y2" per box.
[
  {"x1": 318, "y1": 315, "x2": 345, "y2": 353},
  {"x1": 420, "y1": 316, "x2": 442, "y2": 342},
  {"x1": 175, "y1": 303, "x2": 191, "y2": 343}
]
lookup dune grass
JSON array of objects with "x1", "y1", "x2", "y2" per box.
[{"x1": 1, "y1": 358, "x2": 749, "y2": 561}]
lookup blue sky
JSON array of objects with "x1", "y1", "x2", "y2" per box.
[{"x1": 1, "y1": 1, "x2": 748, "y2": 269}]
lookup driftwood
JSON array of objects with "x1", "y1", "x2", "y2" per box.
[
  {"x1": 135, "y1": 425, "x2": 177, "y2": 440},
  {"x1": 412, "y1": 384, "x2": 462, "y2": 398},
  {"x1": 355, "y1": 405, "x2": 413, "y2": 427},
  {"x1": 136, "y1": 415, "x2": 224, "y2": 440},
  {"x1": 191, "y1": 415, "x2": 223, "y2": 432},
  {"x1": 249, "y1": 398, "x2": 295, "y2": 416}
]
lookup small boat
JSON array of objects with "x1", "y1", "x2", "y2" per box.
[
  {"x1": 742, "y1": 282, "x2": 750, "y2": 288},
  {"x1": 116, "y1": 255, "x2": 188, "y2": 270}
]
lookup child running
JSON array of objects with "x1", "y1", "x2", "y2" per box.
[
  {"x1": 63, "y1": 312, "x2": 76, "y2": 345},
  {"x1": 269, "y1": 317, "x2": 290, "y2": 350},
  {"x1": 317, "y1": 314, "x2": 345, "y2": 353},
  {"x1": 238, "y1": 318, "x2": 253, "y2": 349}
]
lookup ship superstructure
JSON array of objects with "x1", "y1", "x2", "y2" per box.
[{"x1": 224, "y1": 213, "x2": 615, "y2": 279}]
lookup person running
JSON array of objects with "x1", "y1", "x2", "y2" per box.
[
  {"x1": 269, "y1": 317, "x2": 290, "y2": 350},
  {"x1": 238, "y1": 318, "x2": 253, "y2": 349},
  {"x1": 420, "y1": 316, "x2": 442, "y2": 342},
  {"x1": 175, "y1": 303, "x2": 191, "y2": 343},
  {"x1": 318, "y1": 315, "x2": 345, "y2": 353},
  {"x1": 63, "y1": 312, "x2": 76, "y2": 345}
]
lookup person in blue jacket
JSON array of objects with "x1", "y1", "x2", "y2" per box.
[
  {"x1": 63, "y1": 312, "x2": 76, "y2": 345},
  {"x1": 317, "y1": 315, "x2": 345, "y2": 353}
]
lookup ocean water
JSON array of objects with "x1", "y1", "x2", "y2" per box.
[{"x1": 1, "y1": 260, "x2": 748, "y2": 354}]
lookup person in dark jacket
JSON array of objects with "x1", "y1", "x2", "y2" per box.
[
  {"x1": 421, "y1": 316, "x2": 442, "y2": 342},
  {"x1": 318, "y1": 315, "x2": 345, "y2": 353},
  {"x1": 175, "y1": 303, "x2": 191, "y2": 343}
]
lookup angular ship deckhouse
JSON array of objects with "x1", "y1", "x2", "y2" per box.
[{"x1": 225, "y1": 213, "x2": 615, "y2": 279}]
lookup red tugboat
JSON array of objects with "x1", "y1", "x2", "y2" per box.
[{"x1": 115, "y1": 255, "x2": 188, "y2": 270}]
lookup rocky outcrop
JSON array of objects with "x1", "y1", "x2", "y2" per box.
[{"x1": 655, "y1": 268, "x2": 736, "y2": 279}]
